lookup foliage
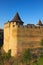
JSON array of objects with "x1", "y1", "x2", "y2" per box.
[
  {"x1": 0, "y1": 51, "x2": 4, "y2": 65},
  {"x1": 0, "y1": 49, "x2": 11, "y2": 65},
  {"x1": 22, "y1": 48, "x2": 32, "y2": 64},
  {"x1": 4, "y1": 49, "x2": 11, "y2": 61},
  {"x1": 0, "y1": 48, "x2": 43, "y2": 65},
  {"x1": 38, "y1": 57, "x2": 43, "y2": 65},
  {"x1": 33, "y1": 57, "x2": 43, "y2": 65},
  {"x1": 40, "y1": 39, "x2": 43, "y2": 46}
]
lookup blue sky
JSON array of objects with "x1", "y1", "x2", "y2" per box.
[{"x1": 0, "y1": 0, "x2": 43, "y2": 28}]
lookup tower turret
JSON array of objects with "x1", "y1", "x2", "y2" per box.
[
  {"x1": 11, "y1": 12, "x2": 24, "y2": 25},
  {"x1": 37, "y1": 20, "x2": 42, "y2": 26}
]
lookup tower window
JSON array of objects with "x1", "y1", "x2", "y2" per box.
[
  {"x1": 13, "y1": 25, "x2": 15, "y2": 27},
  {"x1": 18, "y1": 25, "x2": 20, "y2": 27}
]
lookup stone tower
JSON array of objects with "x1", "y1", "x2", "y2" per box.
[{"x1": 3, "y1": 12, "x2": 24, "y2": 56}]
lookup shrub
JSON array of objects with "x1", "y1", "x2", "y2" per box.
[
  {"x1": 5, "y1": 49, "x2": 11, "y2": 61},
  {"x1": 40, "y1": 39, "x2": 43, "y2": 46},
  {"x1": 22, "y1": 49, "x2": 32, "y2": 64}
]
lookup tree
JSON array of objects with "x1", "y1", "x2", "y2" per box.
[{"x1": 21, "y1": 49, "x2": 31, "y2": 65}]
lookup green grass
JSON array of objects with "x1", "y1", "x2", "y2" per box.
[
  {"x1": 37, "y1": 57, "x2": 43, "y2": 65},
  {"x1": 32, "y1": 57, "x2": 43, "y2": 65}
]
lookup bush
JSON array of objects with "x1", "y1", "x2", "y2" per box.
[
  {"x1": 5, "y1": 49, "x2": 11, "y2": 61},
  {"x1": 40, "y1": 39, "x2": 43, "y2": 46},
  {"x1": 22, "y1": 49, "x2": 32, "y2": 64}
]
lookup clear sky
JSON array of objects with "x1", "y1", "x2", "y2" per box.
[{"x1": 0, "y1": 0, "x2": 43, "y2": 28}]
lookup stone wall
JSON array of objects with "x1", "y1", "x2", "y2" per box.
[
  {"x1": 3, "y1": 22, "x2": 18, "y2": 56},
  {"x1": 3, "y1": 22, "x2": 43, "y2": 56},
  {"x1": 17, "y1": 25, "x2": 43, "y2": 54},
  {"x1": 3, "y1": 22, "x2": 10, "y2": 52}
]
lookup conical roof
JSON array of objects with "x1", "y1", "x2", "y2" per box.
[
  {"x1": 37, "y1": 20, "x2": 42, "y2": 25},
  {"x1": 11, "y1": 12, "x2": 23, "y2": 23}
]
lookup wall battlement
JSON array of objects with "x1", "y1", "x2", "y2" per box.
[{"x1": 4, "y1": 21, "x2": 43, "y2": 29}]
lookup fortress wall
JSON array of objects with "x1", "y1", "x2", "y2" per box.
[
  {"x1": 17, "y1": 25, "x2": 43, "y2": 53},
  {"x1": 17, "y1": 25, "x2": 43, "y2": 41},
  {"x1": 9, "y1": 22, "x2": 18, "y2": 56},
  {"x1": 3, "y1": 22, "x2": 10, "y2": 52},
  {"x1": 3, "y1": 22, "x2": 43, "y2": 56},
  {"x1": 3, "y1": 22, "x2": 18, "y2": 56}
]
